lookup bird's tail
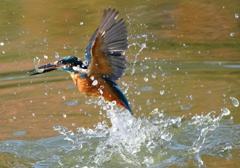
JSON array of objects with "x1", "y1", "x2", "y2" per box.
[{"x1": 112, "y1": 85, "x2": 133, "y2": 115}]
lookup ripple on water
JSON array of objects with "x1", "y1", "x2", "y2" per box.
[
  {"x1": 140, "y1": 86, "x2": 153, "y2": 91},
  {"x1": 64, "y1": 100, "x2": 79, "y2": 106},
  {"x1": 12, "y1": 131, "x2": 27, "y2": 136}
]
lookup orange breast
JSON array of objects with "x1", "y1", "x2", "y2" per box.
[{"x1": 70, "y1": 73, "x2": 121, "y2": 104}]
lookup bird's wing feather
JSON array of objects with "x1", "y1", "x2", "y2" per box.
[{"x1": 84, "y1": 8, "x2": 128, "y2": 81}]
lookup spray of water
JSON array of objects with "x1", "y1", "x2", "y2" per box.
[
  {"x1": 0, "y1": 105, "x2": 234, "y2": 167},
  {"x1": 52, "y1": 102, "x2": 231, "y2": 167}
]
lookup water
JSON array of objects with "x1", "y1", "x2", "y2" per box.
[
  {"x1": 0, "y1": 106, "x2": 236, "y2": 167},
  {"x1": 0, "y1": 0, "x2": 240, "y2": 167}
]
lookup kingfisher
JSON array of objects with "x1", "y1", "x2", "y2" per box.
[{"x1": 29, "y1": 8, "x2": 133, "y2": 115}]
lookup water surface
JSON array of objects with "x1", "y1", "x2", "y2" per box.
[{"x1": 0, "y1": 0, "x2": 240, "y2": 167}]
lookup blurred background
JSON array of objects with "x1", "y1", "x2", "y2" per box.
[{"x1": 0, "y1": 0, "x2": 239, "y2": 167}]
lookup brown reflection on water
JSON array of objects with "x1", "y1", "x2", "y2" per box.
[{"x1": 1, "y1": 76, "x2": 105, "y2": 140}]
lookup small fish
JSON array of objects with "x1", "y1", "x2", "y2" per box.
[{"x1": 33, "y1": 58, "x2": 44, "y2": 73}]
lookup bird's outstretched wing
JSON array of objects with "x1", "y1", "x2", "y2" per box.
[{"x1": 84, "y1": 8, "x2": 128, "y2": 81}]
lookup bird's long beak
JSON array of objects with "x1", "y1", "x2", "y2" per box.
[{"x1": 28, "y1": 58, "x2": 58, "y2": 76}]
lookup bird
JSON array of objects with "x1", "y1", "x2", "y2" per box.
[{"x1": 28, "y1": 8, "x2": 133, "y2": 115}]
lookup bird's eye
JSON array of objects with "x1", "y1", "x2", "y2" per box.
[{"x1": 58, "y1": 60, "x2": 66, "y2": 65}]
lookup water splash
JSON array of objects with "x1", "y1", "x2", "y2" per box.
[
  {"x1": 53, "y1": 109, "x2": 175, "y2": 167},
  {"x1": 50, "y1": 106, "x2": 232, "y2": 167},
  {"x1": 92, "y1": 80, "x2": 98, "y2": 86},
  {"x1": 129, "y1": 42, "x2": 147, "y2": 76},
  {"x1": 0, "y1": 90, "x2": 235, "y2": 167}
]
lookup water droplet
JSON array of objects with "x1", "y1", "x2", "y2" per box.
[
  {"x1": 151, "y1": 74, "x2": 156, "y2": 79},
  {"x1": 68, "y1": 130, "x2": 74, "y2": 136},
  {"x1": 159, "y1": 90, "x2": 164, "y2": 95},
  {"x1": 230, "y1": 32, "x2": 234, "y2": 37},
  {"x1": 76, "y1": 127, "x2": 86, "y2": 133},
  {"x1": 151, "y1": 108, "x2": 159, "y2": 114},
  {"x1": 146, "y1": 99, "x2": 151, "y2": 105},
  {"x1": 110, "y1": 101, "x2": 116, "y2": 106},
  {"x1": 189, "y1": 95, "x2": 194, "y2": 100},
  {"x1": 87, "y1": 129, "x2": 94, "y2": 134},
  {"x1": 92, "y1": 80, "x2": 98, "y2": 86},
  {"x1": 53, "y1": 125, "x2": 61, "y2": 131},
  {"x1": 235, "y1": 13, "x2": 239, "y2": 18},
  {"x1": 142, "y1": 156, "x2": 154, "y2": 166},
  {"x1": 55, "y1": 52, "x2": 59, "y2": 58},
  {"x1": 230, "y1": 97, "x2": 239, "y2": 107},
  {"x1": 98, "y1": 88, "x2": 103, "y2": 95},
  {"x1": 135, "y1": 91, "x2": 141, "y2": 95},
  {"x1": 162, "y1": 132, "x2": 173, "y2": 141},
  {"x1": 221, "y1": 108, "x2": 230, "y2": 116},
  {"x1": 208, "y1": 124, "x2": 218, "y2": 131},
  {"x1": 80, "y1": 22, "x2": 84, "y2": 25},
  {"x1": 200, "y1": 127, "x2": 209, "y2": 137}
]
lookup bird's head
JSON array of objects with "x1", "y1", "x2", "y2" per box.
[{"x1": 29, "y1": 56, "x2": 86, "y2": 76}]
